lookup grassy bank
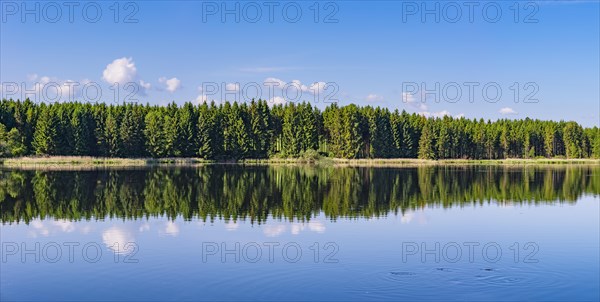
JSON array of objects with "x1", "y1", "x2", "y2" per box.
[
  {"x1": 0, "y1": 156, "x2": 212, "y2": 170},
  {"x1": 1, "y1": 156, "x2": 598, "y2": 169}
]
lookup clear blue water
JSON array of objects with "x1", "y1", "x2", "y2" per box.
[{"x1": 1, "y1": 166, "x2": 599, "y2": 301}]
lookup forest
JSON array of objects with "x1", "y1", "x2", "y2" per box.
[{"x1": 1, "y1": 98, "x2": 599, "y2": 159}]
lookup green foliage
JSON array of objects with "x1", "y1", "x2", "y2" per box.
[
  {"x1": 176, "y1": 102, "x2": 198, "y2": 157},
  {"x1": 33, "y1": 105, "x2": 60, "y2": 155},
  {"x1": 119, "y1": 105, "x2": 146, "y2": 157},
  {"x1": 418, "y1": 120, "x2": 437, "y2": 159},
  {"x1": 71, "y1": 106, "x2": 96, "y2": 156},
  {"x1": 197, "y1": 102, "x2": 223, "y2": 159},
  {"x1": 299, "y1": 149, "x2": 320, "y2": 162},
  {"x1": 6, "y1": 128, "x2": 26, "y2": 156},
  {"x1": 1, "y1": 165, "x2": 598, "y2": 223},
  {"x1": 144, "y1": 110, "x2": 167, "y2": 157},
  {"x1": 564, "y1": 122, "x2": 584, "y2": 158},
  {"x1": 0, "y1": 99, "x2": 596, "y2": 160},
  {"x1": 104, "y1": 111, "x2": 120, "y2": 157}
]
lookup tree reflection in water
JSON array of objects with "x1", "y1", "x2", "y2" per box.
[{"x1": 1, "y1": 165, "x2": 598, "y2": 224}]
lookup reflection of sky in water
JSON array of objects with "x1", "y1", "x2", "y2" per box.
[
  {"x1": 1, "y1": 197, "x2": 599, "y2": 301},
  {"x1": 102, "y1": 226, "x2": 135, "y2": 255}
]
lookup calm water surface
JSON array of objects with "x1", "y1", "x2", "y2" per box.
[{"x1": 1, "y1": 166, "x2": 599, "y2": 301}]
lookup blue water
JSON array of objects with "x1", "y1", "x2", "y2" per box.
[{"x1": 1, "y1": 166, "x2": 599, "y2": 301}]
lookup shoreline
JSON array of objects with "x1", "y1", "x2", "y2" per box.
[{"x1": 1, "y1": 156, "x2": 599, "y2": 170}]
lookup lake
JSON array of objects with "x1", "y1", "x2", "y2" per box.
[{"x1": 1, "y1": 165, "x2": 599, "y2": 301}]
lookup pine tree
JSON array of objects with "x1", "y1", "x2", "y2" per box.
[
  {"x1": 390, "y1": 110, "x2": 404, "y2": 157},
  {"x1": 33, "y1": 106, "x2": 59, "y2": 155},
  {"x1": 544, "y1": 123, "x2": 556, "y2": 157},
  {"x1": 249, "y1": 100, "x2": 271, "y2": 158},
  {"x1": 163, "y1": 114, "x2": 178, "y2": 157},
  {"x1": 197, "y1": 102, "x2": 218, "y2": 159},
  {"x1": 71, "y1": 107, "x2": 95, "y2": 156},
  {"x1": 6, "y1": 128, "x2": 26, "y2": 156},
  {"x1": 436, "y1": 117, "x2": 452, "y2": 159},
  {"x1": 340, "y1": 104, "x2": 364, "y2": 159},
  {"x1": 235, "y1": 103, "x2": 251, "y2": 158},
  {"x1": 92, "y1": 104, "x2": 108, "y2": 156},
  {"x1": 323, "y1": 104, "x2": 343, "y2": 157},
  {"x1": 418, "y1": 120, "x2": 437, "y2": 159},
  {"x1": 590, "y1": 127, "x2": 600, "y2": 159},
  {"x1": 282, "y1": 103, "x2": 301, "y2": 156},
  {"x1": 144, "y1": 110, "x2": 166, "y2": 157},
  {"x1": 120, "y1": 108, "x2": 136, "y2": 157},
  {"x1": 176, "y1": 102, "x2": 198, "y2": 157},
  {"x1": 299, "y1": 102, "x2": 319, "y2": 152},
  {"x1": 564, "y1": 122, "x2": 584, "y2": 158},
  {"x1": 104, "y1": 111, "x2": 120, "y2": 157},
  {"x1": 0, "y1": 123, "x2": 7, "y2": 156}
]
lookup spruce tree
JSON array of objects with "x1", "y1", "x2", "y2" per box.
[
  {"x1": 104, "y1": 112, "x2": 120, "y2": 157},
  {"x1": 33, "y1": 106, "x2": 59, "y2": 155}
]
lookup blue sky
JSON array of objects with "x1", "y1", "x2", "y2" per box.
[{"x1": 1, "y1": 1, "x2": 599, "y2": 126}]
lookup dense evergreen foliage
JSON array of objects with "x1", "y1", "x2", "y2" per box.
[
  {"x1": 1, "y1": 99, "x2": 598, "y2": 159},
  {"x1": 1, "y1": 166, "x2": 598, "y2": 224}
]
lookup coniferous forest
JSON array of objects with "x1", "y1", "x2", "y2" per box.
[{"x1": 1, "y1": 98, "x2": 598, "y2": 159}]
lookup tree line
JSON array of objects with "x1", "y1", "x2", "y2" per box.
[
  {"x1": 2, "y1": 166, "x2": 598, "y2": 224},
  {"x1": 1, "y1": 98, "x2": 598, "y2": 159}
]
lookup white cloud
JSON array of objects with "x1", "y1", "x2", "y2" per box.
[
  {"x1": 39, "y1": 76, "x2": 52, "y2": 84},
  {"x1": 402, "y1": 91, "x2": 428, "y2": 111},
  {"x1": 28, "y1": 219, "x2": 84, "y2": 237},
  {"x1": 159, "y1": 77, "x2": 181, "y2": 93},
  {"x1": 225, "y1": 82, "x2": 240, "y2": 92},
  {"x1": 308, "y1": 81, "x2": 327, "y2": 95},
  {"x1": 139, "y1": 223, "x2": 150, "y2": 232},
  {"x1": 52, "y1": 220, "x2": 75, "y2": 233},
  {"x1": 402, "y1": 92, "x2": 416, "y2": 103},
  {"x1": 59, "y1": 80, "x2": 80, "y2": 99},
  {"x1": 366, "y1": 94, "x2": 383, "y2": 102},
  {"x1": 81, "y1": 225, "x2": 92, "y2": 234},
  {"x1": 499, "y1": 107, "x2": 518, "y2": 115},
  {"x1": 264, "y1": 77, "x2": 286, "y2": 87},
  {"x1": 224, "y1": 221, "x2": 239, "y2": 231},
  {"x1": 290, "y1": 221, "x2": 326, "y2": 235},
  {"x1": 195, "y1": 94, "x2": 217, "y2": 104},
  {"x1": 102, "y1": 226, "x2": 136, "y2": 254},
  {"x1": 400, "y1": 211, "x2": 429, "y2": 225},
  {"x1": 400, "y1": 213, "x2": 414, "y2": 224},
  {"x1": 139, "y1": 80, "x2": 152, "y2": 90},
  {"x1": 30, "y1": 220, "x2": 50, "y2": 237},
  {"x1": 163, "y1": 221, "x2": 180, "y2": 236},
  {"x1": 102, "y1": 57, "x2": 137, "y2": 84},
  {"x1": 419, "y1": 110, "x2": 452, "y2": 118},
  {"x1": 100, "y1": 57, "x2": 151, "y2": 96},
  {"x1": 13, "y1": 75, "x2": 96, "y2": 102},
  {"x1": 291, "y1": 79, "x2": 308, "y2": 92},
  {"x1": 267, "y1": 96, "x2": 286, "y2": 106},
  {"x1": 308, "y1": 221, "x2": 326, "y2": 233},
  {"x1": 291, "y1": 224, "x2": 303, "y2": 235},
  {"x1": 263, "y1": 78, "x2": 328, "y2": 96},
  {"x1": 263, "y1": 225, "x2": 286, "y2": 237}
]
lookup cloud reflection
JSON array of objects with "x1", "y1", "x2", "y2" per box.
[
  {"x1": 163, "y1": 221, "x2": 180, "y2": 236},
  {"x1": 102, "y1": 226, "x2": 136, "y2": 255},
  {"x1": 263, "y1": 225, "x2": 286, "y2": 237},
  {"x1": 291, "y1": 221, "x2": 326, "y2": 235}
]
